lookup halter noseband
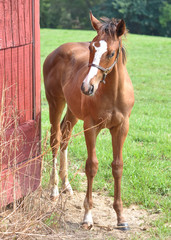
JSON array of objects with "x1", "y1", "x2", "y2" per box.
[{"x1": 88, "y1": 41, "x2": 121, "y2": 84}]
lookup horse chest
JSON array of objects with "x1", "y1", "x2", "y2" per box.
[
  {"x1": 91, "y1": 105, "x2": 124, "y2": 129},
  {"x1": 104, "y1": 110, "x2": 124, "y2": 128}
]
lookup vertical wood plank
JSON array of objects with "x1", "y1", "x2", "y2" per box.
[
  {"x1": 29, "y1": 44, "x2": 33, "y2": 119},
  {"x1": 33, "y1": 0, "x2": 41, "y2": 119},
  {"x1": 24, "y1": 0, "x2": 31, "y2": 44},
  {"x1": 29, "y1": 0, "x2": 33, "y2": 42},
  {"x1": 4, "y1": 48, "x2": 12, "y2": 120},
  {"x1": 18, "y1": 46, "x2": 25, "y2": 123},
  {"x1": 11, "y1": 0, "x2": 20, "y2": 47},
  {"x1": 0, "y1": 2, "x2": 6, "y2": 49},
  {"x1": 18, "y1": 0, "x2": 25, "y2": 45},
  {"x1": 11, "y1": 47, "x2": 18, "y2": 110},
  {"x1": 24, "y1": 44, "x2": 31, "y2": 121},
  {"x1": 4, "y1": 0, "x2": 13, "y2": 48},
  {"x1": 0, "y1": 51, "x2": 5, "y2": 104}
]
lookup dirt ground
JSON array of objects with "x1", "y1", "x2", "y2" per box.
[
  {"x1": 0, "y1": 189, "x2": 160, "y2": 240},
  {"x1": 50, "y1": 191, "x2": 159, "y2": 240}
]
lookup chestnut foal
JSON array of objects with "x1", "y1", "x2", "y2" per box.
[{"x1": 43, "y1": 13, "x2": 134, "y2": 230}]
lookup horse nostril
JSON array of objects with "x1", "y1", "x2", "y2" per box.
[
  {"x1": 89, "y1": 85, "x2": 94, "y2": 95},
  {"x1": 81, "y1": 82, "x2": 94, "y2": 95}
]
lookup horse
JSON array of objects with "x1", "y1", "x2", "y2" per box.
[{"x1": 43, "y1": 12, "x2": 134, "y2": 230}]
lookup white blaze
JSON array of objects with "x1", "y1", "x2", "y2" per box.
[{"x1": 83, "y1": 40, "x2": 107, "y2": 90}]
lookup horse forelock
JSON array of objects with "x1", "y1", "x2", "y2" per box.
[{"x1": 99, "y1": 17, "x2": 119, "y2": 37}]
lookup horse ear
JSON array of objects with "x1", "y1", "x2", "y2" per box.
[
  {"x1": 90, "y1": 11, "x2": 101, "y2": 32},
  {"x1": 116, "y1": 19, "x2": 126, "y2": 37}
]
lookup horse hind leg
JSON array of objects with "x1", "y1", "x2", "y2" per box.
[
  {"x1": 60, "y1": 108, "x2": 78, "y2": 195},
  {"x1": 48, "y1": 98, "x2": 66, "y2": 200}
]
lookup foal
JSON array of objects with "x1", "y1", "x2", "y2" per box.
[{"x1": 43, "y1": 13, "x2": 134, "y2": 230}]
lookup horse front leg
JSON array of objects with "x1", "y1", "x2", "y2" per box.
[
  {"x1": 48, "y1": 100, "x2": 65, "y2": 200},
  {"x1": 110, "y1": 118, "x2": 130, "y2": 230},
  {"x1": 82, "y1": 119, "x2": 99, "y2": 229}
]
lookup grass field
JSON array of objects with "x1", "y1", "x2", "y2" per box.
[{"x1": 40, "y1": 29, "x2": 171, "y2": 239}]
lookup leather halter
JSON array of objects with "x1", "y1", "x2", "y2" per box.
[{"x1": 88, "y1": 41, "x2": 121, "y2": 84}]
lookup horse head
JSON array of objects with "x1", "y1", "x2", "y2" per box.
[{"x1": 81, "y1": 12, "x2": 126, "y2": 96}]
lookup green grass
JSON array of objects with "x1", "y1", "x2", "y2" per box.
[{"x1": 40, "y1": 29, "x2": 171, "y2": 238}]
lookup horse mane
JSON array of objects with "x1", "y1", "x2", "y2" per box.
[{"x1": 98, "y1": 17, "x2": 127, "y2": 64}]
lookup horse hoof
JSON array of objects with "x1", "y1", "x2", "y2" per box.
[
  {"x1": 82, "y1": 222, "x2": 93, "y2": 230},
  {"x1": 117, "y1": 222, "x2": 130, "y2": 231},
  {"x1": 62, "y1": 189, "x2": 73, "y2": 197},
  {"x1": 62, "y1": 183, "x2": 73, "y2": 196}
]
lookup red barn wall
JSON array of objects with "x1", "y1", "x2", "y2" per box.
[{"x1": 0, "y1": 0, "x2": 41, "y2": 208}]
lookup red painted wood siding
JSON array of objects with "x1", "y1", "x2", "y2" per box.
[
  {"x1": 0, "y1": 0, "x2": 33, "y2": 49},
  {"x1": 0, "y1": 0, "x2": 41, "y2": 208},
  {"x1": 0, "y1": 0, "x2": 33, "y2": 122}
]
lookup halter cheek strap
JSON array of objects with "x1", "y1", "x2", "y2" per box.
[{"x1": 88, "y1": 41, "x2": 121, "y2": 84}]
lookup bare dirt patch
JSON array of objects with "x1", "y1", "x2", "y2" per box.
[
  {"x1": 57, "y1": 191, "x2": 158, "y2": 240},
  {"x1": 0, "y1": 189, "x2": 159, "y2": 240}
]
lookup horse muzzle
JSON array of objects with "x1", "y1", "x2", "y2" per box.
[{"x1": 81, "y1": 82, "x2": 94, "y2": 96}]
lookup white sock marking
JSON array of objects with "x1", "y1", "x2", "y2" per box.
[
  {"x1": 83, "y1": 196, "x2": 93, "y2": 224},
  {"x1": 60, "y1": 148, "x2": 73, "y2": 195},
  {"x1": 83, "y1": 210, "x2": 93, "y2": 224}
]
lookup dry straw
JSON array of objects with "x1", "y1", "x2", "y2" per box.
[{"x1": 0, "y1": 84, "x2": 107, "y2": 239}]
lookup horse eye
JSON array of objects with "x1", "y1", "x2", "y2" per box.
[{"x1": 108, "y1": 51, "x2": 115, "y2": 59}]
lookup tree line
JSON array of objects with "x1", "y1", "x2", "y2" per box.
[{"x1": 40, "y1": 0, "x2": 171, "y2": 37}]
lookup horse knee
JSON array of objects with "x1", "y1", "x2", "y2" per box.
[
  {"x1": 85, "y1": 158, "x2": 98, "y2": 178},
  {"x1": 111, "y1": 159, "x2": 123, "y2": 179}
]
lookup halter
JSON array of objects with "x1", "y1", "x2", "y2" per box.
[{"x1": 88, "y1": 41, "x2": 121, "y2": 84}]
